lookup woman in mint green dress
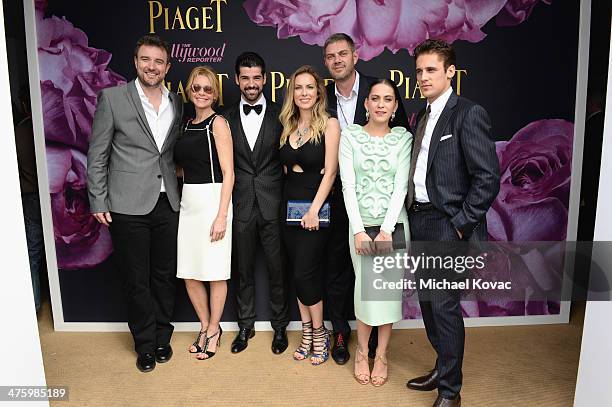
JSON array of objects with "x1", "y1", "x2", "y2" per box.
[{"x1": 339, "y1": 79, "x2": 412, "y2": 387}]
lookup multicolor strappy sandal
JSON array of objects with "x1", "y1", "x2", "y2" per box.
[
  {"x1": 310, "y1": 325, "x2": 330, "y2": 366},
  {"x1": 293, "y1": 321, "x2": 313, "y2": 361}
]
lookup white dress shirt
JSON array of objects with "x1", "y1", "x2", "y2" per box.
[
  {"x1": 135, "y1": 79, "x2": 174, "y2": 193},
  {"x1": 335, "y1": 71, "x2": 360, "y2": 130},
  {"x1": 239, "y1": 94, "x2": 267, "y2": 150},
  {"x1": 413, "y1": 86, "x2": 453, "y2": 203}
]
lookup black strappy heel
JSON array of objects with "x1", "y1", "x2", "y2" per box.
[
  {"x1": 189, "y1": 330, "x2": 207, "y2": 354},
  {"x1": 198, "y1": 326, "x2": 223, "y2": 360}
]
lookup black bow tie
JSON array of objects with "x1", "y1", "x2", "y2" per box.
[{"x1": 243, "y1": 104, "x2": 263, "y2": 115}]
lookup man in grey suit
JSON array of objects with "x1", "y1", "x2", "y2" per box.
[
  {"x1": 405, "y1": 40, "x2": 500, "y2": 406},
  {"x1": 87, "y1": 35, "x2": 183, "y2": 373}
]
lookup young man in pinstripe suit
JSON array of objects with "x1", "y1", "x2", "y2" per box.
[{"x1": 405, "y1": 40, "x2": 500, "y2": 407}]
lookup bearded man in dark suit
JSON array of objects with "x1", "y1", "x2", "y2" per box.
[{"x1": 223, "y1": 52, "x2": 289, "y2": 355}]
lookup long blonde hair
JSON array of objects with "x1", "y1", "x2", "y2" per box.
[{"x1": 279, "y1": 65, "x2": 329, "y2": 146}]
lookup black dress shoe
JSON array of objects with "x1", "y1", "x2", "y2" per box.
[
  {"x1": 433, "y1": 394, "x2": 461, "y2": 407},
  {"x1": 136, "y1": 353, "x2": 156, "y2": 373},
  {"x1": 231, "y1": 327, "x2": 255, "y2": 353},
  {"x1": 271, "y1": 327, "x2": 288, "y2": 354},
  {"x1": 331, "y1": 332, "x2": 350, "y2": 365},
  {"x1": 155, "y1": 344, "x2": 173, "y2": 363},
  {"x1": 406, "y1": 369, "x2": 439, "y2": 391}
]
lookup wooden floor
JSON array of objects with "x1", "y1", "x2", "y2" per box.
[{"x1": 38, "y1": 302, "x2": 584, "y2": 406}]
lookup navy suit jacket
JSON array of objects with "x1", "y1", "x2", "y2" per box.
[{"x1": 411, "y1": 92, "x2": 500, "y2": 239}]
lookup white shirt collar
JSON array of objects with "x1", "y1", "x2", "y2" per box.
[
  {"x1": 240, "y1": 94, "x2": 266, "y2": 109},
  {"x1": 135, "y1": 78, "x2": 169, "y2": 100},
  {"x1": 334, "y1": 71, "x2": 360, "y2": 100},
  {"x1": 427, "y1": 86, "x2": 453, "y2": 116}
]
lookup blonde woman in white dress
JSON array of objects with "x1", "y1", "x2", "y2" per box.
[{"x1": 175, "y1": 66, "x2": 234, "y2": 360}]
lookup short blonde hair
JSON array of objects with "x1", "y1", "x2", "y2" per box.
[{"x1": 185, "y1": 66, "x2": 220, "y2": 103}]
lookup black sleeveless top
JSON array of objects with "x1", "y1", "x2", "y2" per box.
[
  {"x1": 279, "y1": 135, "x2": 326, "y2": 201},
  {"x1": 174, "y1": 115, "x2": 223, "y2": 184}
]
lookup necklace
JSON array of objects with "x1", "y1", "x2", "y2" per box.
[
  {"x1": 337, "y1": 101, "x2": 351, "y2": 128},
  {"x1": 296, "y1": 126, "x2": 309, "y2": 147}
]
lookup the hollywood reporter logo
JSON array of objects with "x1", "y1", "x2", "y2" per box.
[{"x1": 171, "y1": 43, "x2": 226, "y2": 63}]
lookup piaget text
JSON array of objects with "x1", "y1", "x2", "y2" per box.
[
  {"x1": 270, "y1": 68, "x2": 468, "y2": 103},
  {"x1": 148, "y1": 0, "x2": 227, "y2": 33},
  {"x1": 166, "y1": 68, "x2": 470, "y2": 111},
  {"x1": 166, "y1": 74, "x2": 229, "y2": 106},
  {"x1": 390, "y1": 69, "x2": 468, "y2": 99}
]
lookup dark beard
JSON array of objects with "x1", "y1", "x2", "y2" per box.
[
  {"x1": 137, "y1": 73, "x2": 163, "y2": 89},
  {"x1": 241, "y1": 88, "x2": 262, "y2": 103}
]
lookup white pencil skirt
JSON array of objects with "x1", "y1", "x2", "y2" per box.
[{"x1": 177, "y1": 183, "x2": 232, "y2": 281}]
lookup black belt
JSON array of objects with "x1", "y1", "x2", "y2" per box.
[{"x1": 409, "y1": 201, "x2": 434, "y2": 212}]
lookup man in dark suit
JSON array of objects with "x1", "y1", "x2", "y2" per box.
[
  {"x1": 87, "y1": 35, "x2": 183, "y2": 372},
  {"x1": 405, "y1": 40, "x2": 500, "y2": 406},
  {"x1": 322, "y1": 33, "x2": 410, "y2": 365},
  {"x1": 223, "y1": 52, "x2": 289, "y2": 354}
]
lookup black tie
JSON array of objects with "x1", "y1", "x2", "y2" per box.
[
  {"x1": 243, "y1": 104, "x2": 263, "y2": 115},
  {"x1": 407, "y1": 105, "x2": 431, "y2": 208}
]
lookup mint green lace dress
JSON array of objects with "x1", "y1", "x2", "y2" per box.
[{"x1": 339, "y1": 124, "x2": 413, "y2": 326}]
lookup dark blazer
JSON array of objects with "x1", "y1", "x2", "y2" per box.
[
  {"x1": 325, "y1": 71, "x2": 410, "y2": 130},
  {"x1": 413, "y1": 92, "x2": 500, "y2": 239},
  {"x1": 88, "y1": 80, "x2": 183, "y2": 215},
  {"x1": 223, "y1": 101, "x2": 284, "y2": 222}
]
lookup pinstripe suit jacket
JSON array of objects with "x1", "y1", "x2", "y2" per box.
[
  {"x1": 410, "y1": 92, "x2": 500, "y2": 239},
  {"x1": 223, "y1": 101, "x2": 284, "y2": 222},
  {"x1": 87, "y1": 80, "x2": 183, "y2": 215}
]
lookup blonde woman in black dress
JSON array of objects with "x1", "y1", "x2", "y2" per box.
[
  {"x1": 279, "y1": 65, "x2": 340, "y2": 365},
  {"x1": 175, "y1": 66, "x2": 234, "y2": 360}
]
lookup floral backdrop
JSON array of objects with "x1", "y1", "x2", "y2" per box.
[
  {"x1": 35, "y1": 0, "x2": 123, "y2": 269},
  {"x1": 34, "y1": 0, "x2": 575, "y2": 321},
  {"x1": 244, "y1": 0, "x2": 552, "y2": 60}
]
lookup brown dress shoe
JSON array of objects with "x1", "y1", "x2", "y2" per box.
[
  {"x1": 433, "y1": 394, "x2": 461, "y2": 407},
  {"x1": 406, "y1": 369, "x2": 439, "y2": 391}
]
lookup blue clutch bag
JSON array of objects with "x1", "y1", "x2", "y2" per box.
[{"x1": 286, "y1": 200, "x2": 330, "y2": 227}]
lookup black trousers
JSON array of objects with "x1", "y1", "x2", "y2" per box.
[
  {"x1": 109, "y1": 194, "x2": 179, "y2": 355},
  {"x1": 232, "y1": 203, "x2": 289, "y2": 330},
  {"x1": 409, "y1": 206, "x2": 465, "y2": 399},
  {"x1": 324, "y1": 193, "x2": 354, "y2": 336}
]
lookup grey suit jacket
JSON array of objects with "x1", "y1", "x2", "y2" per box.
[{"x1": 87, "y1": 80, "x2": 183, "y2": 215}]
